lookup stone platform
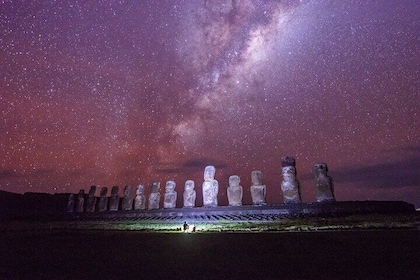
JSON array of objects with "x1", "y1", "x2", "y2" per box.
[{"x1": 68, "y1": 201, "x2": 415, "y2": 223}]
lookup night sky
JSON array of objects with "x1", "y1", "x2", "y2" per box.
[{"x1": 1, "y1": 1, "x2": 419, "y2": 207}]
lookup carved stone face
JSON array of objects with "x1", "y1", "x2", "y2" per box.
[
  {"x1": 78, "y1": 189, "x2": 85, "y2": 197},
  {"x1": 136, "y1": 184, "x2": 144, "y2": 195},
  {"x1": 204, "y1": 166, "x2": 216, "y2": 180},
  {"x1": 185, "y1": 180, "x2": 195, "y2": 191},
  {"x1": 313, "y1": 163, "x2": 328, "y2": 176},
  {"x1": 111, "y1": 186, "x2": 119, "y2": 195},
  {"x1": 165, "y1": 181, "x2": 176, "y2": 192},
  {"x1": 89, "y1": 186, "x2": 96, "y2": 196},
  {"x1": 124, "y1": 185, "x2": 132, "y2": 196},
  {"x1": 251, "y1": 170, "x2": 263, "y2": 185},
  {"x1": 100, "y1": 187, "x2": 108, "y2": 196},
  {"x1": 151, "y1": 182, "x2": 160, "y2": 193},
  {"x1": 229, "y1": 175, "x2": 240, "y2": 187},
  {"x1": 282, "y1": 166, "x2": 296, "y2": 177}
]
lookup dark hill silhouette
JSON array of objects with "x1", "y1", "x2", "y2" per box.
[{"x1": 0, "y1": 190, "x2": 68, "y2": 220}]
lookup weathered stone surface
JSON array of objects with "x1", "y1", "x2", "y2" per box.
[
  {"x1": 227, "y1": 175, "x2": 243, "y2": 206},
  {"x1": 66, "y1": 193, "x2": 74, "y2": 213},
  {"x1": 122, "y1": 185, "x2": 133, "y2": 211},
  {"x1": 281, "y1": 166, "x2": 301, "y2": 203},
  {"x1": 148, "y1": 182, "x2": 161, "y2": 210},
  {"x1": 109, "y1": 186, "x2": 120, "y2": 211},
  {"x1": 183, "y1": 180, "x2": 196, "y2": 208},
  {"x1": 134, "y1": 185, "x2": 146, "y2": 210},
  {"x1": 250, "y1": 170, "x2": 266, "y2": 205},
  {"x1": 164, "y1": 181, "x2": 177, "y2": 209},
  {"x1": 313, "y1": 163, "x2": 335, "y2": 202},
  {"x1": 85, "y1": 186, "x2": 97, "y2": 213},
  {"x1": 202, "y1": 166, "x2": 219, "y2": 207},
  {"x1": 76, "y1": 189, "x2": 85, "y2": 213},
  {"x1": 98, "y1": 187, "x2": 108, "y2": 212}
]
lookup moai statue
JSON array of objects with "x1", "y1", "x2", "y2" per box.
[
  {"x1": 66, "y1": 193, "x2": 75, "y2": 213},
  {"x1": 134, "y1": 184, "x2": 146, "y2": 210},
  {"x1": 122, "y1": 185, "x2": 133, "y2": 211},
  {"x1": 148, "y1": 182, "x2": 161, "y2": 210},
  {"x1": 183, "y1": 180, "x2": 196, "y2": 208},
  {"x1": 281, "y1": 156, "x2": 302, "y2": 203},
  {"x1": 109, "y1": 186, "x2": 120, "y2": 211},
  {"x1": 164, "y1": 181, "x2": 177, "y2": 209},
  {"x1": 85, "y1": 186, "x2": 97, "y2": 213},
  {"x1": 98, "y1": 187, "x2": 108, "y2": 212},
  {"x1": 76, "y1": 189, "x2": 85, "y2": 213},
  {"x1": 202, "y1": 165, "x2": 219, "y2": 207},
  {"x1": 313, "y1": 163, "x2": 335, "y2": 202},
  {"x1": 250, "y1": 170, "x2": 266, "y2": 205},
  {"x1": 227, "y1": 175, "x2": 243, "y2": 206}
]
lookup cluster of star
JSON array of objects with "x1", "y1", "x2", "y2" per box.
[{"x1": 1, "y1": 1, "x2": 419, "y2": 207}]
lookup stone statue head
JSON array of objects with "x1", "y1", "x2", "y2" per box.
[
  {"x1": 313, "y1": 163, "x2": 328, "y2": 176},
  {"x1": 100, "y1": 187, "x2": 108, "y2": 196},
  {"x1": 151, "y1": 182, "x2": 160, "y2": 193},
  {"x1": 111, "y1": 186, "x2": 119, "y2": 195},
  {"x1": 282, "y1": 166, "x2": 296, "y2": 178},
  {"x1": 229, "y1": 175, "x2": 240, "y2": 187},
  {"x1": 185, "y1": 180, "x2": 195, "y2": 191},
  {"x1": 204, "y1": 165, "x2": 216, "y2": 180},
  {"x1": 136, "y1": 184, "x2": 144, "y2": 195},
  {"x1": 78, "y1": 189, "x2": 85, "y2": 197},
  {"x1": 165, "y1": 181, "x2": 176, "y2": 192},
  {"x1": 88, "y1": 185, "x2": 96, "y2": 196},
  {"x1": 68, "y1": 193, "x2": 74, "y2": 200},
  {"x1": 124, "y1": 185, "x2": 132, "y2": 196},
  {"x1": 251, "y1": 170, "x2": 263, "y2": 185},
  {"x1": 281, "y1": 156, "x2": 296, "y2": 167}
]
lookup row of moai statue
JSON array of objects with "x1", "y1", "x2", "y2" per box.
[
  {"x1": 280, "y1": 156, "x2": 335, "y2": 203},
  {"x1": 67, "y1": 157, "x2": 335, "y2": 213},
  {"x1": 67, "y1": 181, "x2": 186, "y2": 213}
]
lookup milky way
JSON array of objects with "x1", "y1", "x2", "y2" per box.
[{"x1": 1, "y1": 0, "x2": 419, "y2": 207}]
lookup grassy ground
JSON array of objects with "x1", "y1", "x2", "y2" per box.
[
  {"x1": 0, "y1": 213, "x2": 417, "y2": 233},
  {"x1": 0, "y1": 229, "x2": 419, "y2": 279},
  {"x1": 0, "y1": 213, "x2": 419, "y2": 279}
]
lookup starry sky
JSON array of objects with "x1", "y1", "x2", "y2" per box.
[{"x1": 1, "y1": 0, "x2": 419, "y2": 207}]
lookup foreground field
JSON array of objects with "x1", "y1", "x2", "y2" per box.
[
  {"x1": 0, "y1": 229, "x2": 419, "y2": 279},
  {"x1": 1, "y1": 213, "x2": 418, "y2": 232},
  {"x1": 1, "y1": 213, "x2": 418, "y2": 279}
]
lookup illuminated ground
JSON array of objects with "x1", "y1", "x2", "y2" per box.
[
  {"x1": 1, "y1": 213, "x2": 419, "y2": 279},
  {"x1": 0, "y1": 229, "x2": 419, "y2": 279},
  {"x1": 2, "y1": 212, "x2": 417, "y2": 232}
]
